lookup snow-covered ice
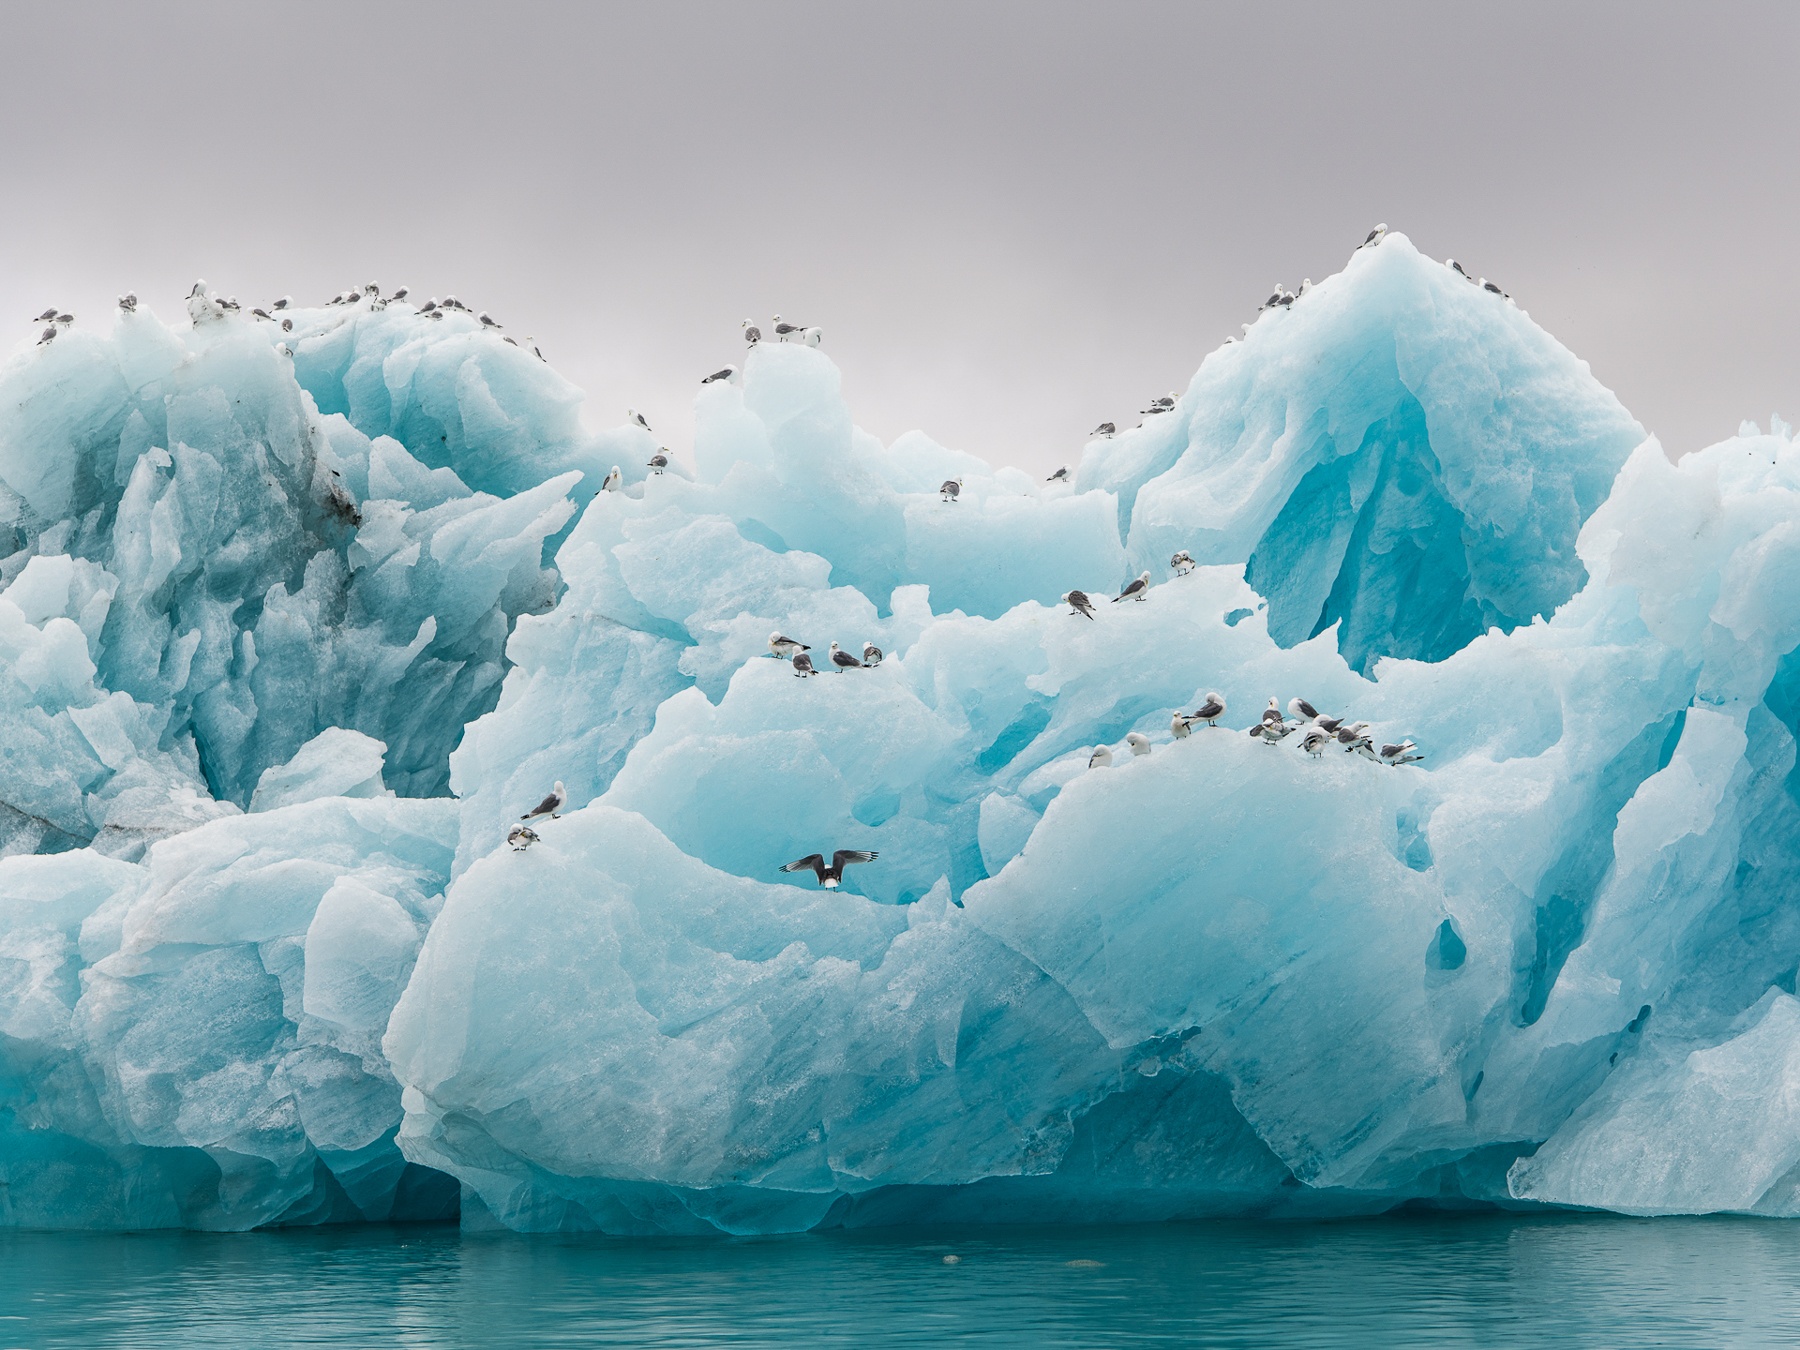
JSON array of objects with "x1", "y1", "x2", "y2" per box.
[{"x1": 4, "y1": 237, "x2": 1799, "y2": 1231}]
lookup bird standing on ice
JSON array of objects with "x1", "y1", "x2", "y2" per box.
[
  {"x1": 507, "y1": 825, "x2": 539, "y2": 851},
  {"x1": 701, "y1": 366, "x2": 736, "y2": 384},
  {"x1": 1171, "y1": 712, "x2": 1195, "y2": 739},
  {"x1": 1359, "y1": 223, "x2": 1388, "y2": 249},
  {"x1": 1380, "y1": 740, "x2": 1425, "y2": 766},
  {"x1": 940, "y1": 478, "x2": 962, "y2": 503},
  {"x1": 1062, "y1": 590, "x2": 1098, "y2": 620},
  {"x1": 1088, "y1": 745, "x2": 1113, "y2": 769},
  {"x1": 1191, "y1": 692, "x2": 1226, "y2": 726},
  {"x1": 742, "y1": 319, "x2": 761, "y2": 345},
  {"x1": 1299, "y1": 726, "x2": 1332, "y2": 757},
  {"x1": 1126, "y1": 732, "x2": 1152, "y2": 757},
  {"x1": 628, "y1": 410, "x2": 651, "y2": 431},
  {"x1": 772, "y1": 315, "x2": 808, "y2": 342},
  {"x1": 1288, "y1": 697, "x2": 1321, "y2": 722},
  {"x1": 1113, "y1": 571, "x2": 1151, "y2": 602},
  {"x1": 1170, "y1": 550, "x2": 1195, "y2": 576},
  {"x1": 862, "y1": 642, "x2": 884, "y2": 667},
  {"x1": 521, "y1": 781, "x2": 566, "y2": 822},
  {"x1": 1047, "y1": 466, "x2": 1070, "y2": 482},
  {"x1": 828, "y1": 641, "x2": 864, "y2": 671},
  {"x1": 1090, "y1": 422, "x2": 1116, "y2": 439},
  {"x1": 781, "y1": 849, "x2": 878, "y2": 889},
  {"x1": 602, "y1": 466, "x2": 622, "y2": 493},
  {"x1": 647, "y1": 451, "x2": 669, "y2": 474},
  {"x1": 792, "y1": 651, "x2": 817, "y2": 677},
  {"x1": 769, "y1": 632, "x2": 809, "y2": 659}
]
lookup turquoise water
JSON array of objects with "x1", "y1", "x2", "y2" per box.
[{"x1": 2, "y1": 1214, "x2": 1797, "y2": 1347}]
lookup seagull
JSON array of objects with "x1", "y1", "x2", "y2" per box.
[
  {"x1": 628, "y1": 410, "x2": 651, "y2": 431},
  {"x1": 1315, "y1": 714, "x2": 1346, "y2": 734},
  {"x1": 1088, "y1": 745, "x2": 1113, "y2": 769},
  {"x1": 443, "y1": 295, "x2": 464, "y2": 310},
  {"x1": 32, "y1": 307, "x2": 57, "y2": 323},
  {"x1": 940, "y1": 478, "x2": 962, "y2": 502},
  {"x1": 1299, "y1": 726, "x2": 1333, "y2": 757},
  {"x1": 792, "y1": 651, "x2": 817, "y2": 677},
  {"x1": 772, "y1": 314, "x2": 807, "y2": 342},
  {"x1": 647, "y1": 451, "x2": 669, "y2": 474},
  {"x1": 701, "y1": 366, "x2": 736, "y2": 384},
  {"x1": 803, "y1": 327, "x2": 824, "y2": 347},
  {"x1": 479, "y1": 311, "x2": 501, "y2": 329},
  {"x1": 1257, "y1": 718, "x2": 1297, "y2": 744},
  {"x1": 419, "y1": 299, "x2": 439, "y2": 315},
  {"x1": 281, "y1": 318, "x2": 294, "y2": 332},
  {"x1": 1261, "y1": 698, "x2": 1286, "y2": 727},
  {"x1": 364, "y1": 282, "x2": 381, "y2": 298},
  {"x1": 743, "y1": 318, "x2": 762, "y2": 344},
  {"x1": 252, "y1": 307, "x2": 272, "y2": 321},
  {"x1": 1191, "y1": 692, "x2": 1226, "y2": 726},
  {"x1": 1288, "y1": 697, "x2": 1321, "y2": 722},
  {"x1": 36, "y1": 326, "x2": 55, "y2": 345},
  {"x1": 780, "y1": 848, "x2": 878, "y2": 889},
  {"x1": 1335, "y1": 722, "x2": 1373, "y2": 752},
  {"x1": 54, "y1": 312, "x2": 74, "y2": 327},
  {"x1": 1126, "y1": 732, "x2": 1152, "y2": 757},
  {"x1": 1113, "y1": 571, "x2": 1151, "y2": 603},
  {"x1": 1170, "y1": 550, "x2": 1195, "y2": 576},
  {"x1": 520, "y1": 781, "x2": 567, "y2": 822},
  {"x1": 277, "y1": 343, "x2": 293, "y2": 358},
  {"x1": 1483, "y1": 280, "x2": 1509, "y2": 299},
  {"x1": 1380, "y1": 740, "x2": 1425, "y2": 766},
  {"x1": 392, "y1": 287, "x2": 409, "y2": 301},
  {"x1": 1260, "y1": 284, "x2": 1288, "y2": 311},
  {"x1": 769, "y1": 632, "x2": 809, "y2": 659},
  {"x1": 602, "y1": 466, "x2": 622, "y2": 492},
  {"x1": 118, "y1": 293, "x2": 138, "y2": 312},
  {"x1": 1063, "y1": 590, "x2": 1097, "y2": 620},
  {"x1": 1171, "y1": 712, "x2": 1195, "y2": 740},
  {"x1": 1360, "y1": 223, "x2": 1388, "y2": 249},
  {"x1": 1449, "y1": 259, "x2": 1473, "y2": 281},
  {"x1": 507, "y1": 824, "x2": 539, "y2": 851},
  {"x1": 1090, "y1": 422, "x2": 1116, "y2": 439},
  {"x1": 828, "y1": 641, "x2": 865, "y2": 671},
  {"x1": 1047, "y1": 466, "x2": 1070, "y2": 482},
  {"x1": 272, "y1": 296, "x2": 291, "y2": 310},
  {"x1": 862, "y1": 642, "x2": 884, "y2": 667}
]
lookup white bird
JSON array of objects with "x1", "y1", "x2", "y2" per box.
[
  {"x1": 940, "y1": 478, "x2": 962, "y2": 502},
  {"x1": 392, "y1": 287, "x2": 409, "y2": 301},
  {"x1": 1253, "y1": 718, "x2": 1297, "y2": 744},
  {"x1": 1089, "y1": 422, "x2": 1116, "y2": 439},
  {"x1": 803, "y1": 327, "x2": 823, "y2": 347},
  {"x1": 117, "y1": 293, "x2": 138, "y2": 312},
  {"x1": 1170, "y1": 550, "x2": 1195, "y2": 576},
  {"x1": 647, "y1": 451, "x2": 669, "y2": 474},
  {"x1": 792, "y1": 651, "x2": 817, "y2": 677},
  {"x1": 251, "y1": 307, "x2": 272, "y2": 321},
  {"x1": 769, "y1": 632, "x2": 809, "y2": 659},
  {"x1": 828, "y1": 641, "x2": 864, "y2": 671},
  {"x1": 520, "y1": 781, "x2": 567, "y2": 822},
  {"x1": 1261, "y1": 698, "x2": 1286, "y2": 726},
  {"x1": 1191, "y1": 692, "x2": 1226, "y2": 726},
  {"x1": 743, "y1": 318, "x2": 762, "y2": 344},
  {"x1": 32, "y1": 307, "x2": 57, "y2": 323},
  {"x1": 1047, "y1": 466, "x2": 1070, "y2": 482},
  {"x1": 1126, "y1": 732, "x2": 1152, "y2": 757},
  {"x1": 272, "y1": 296, "x2": 291, "y2": 310},
  {"x1": 281, "y1": 318, "x2": 294, "y2": 332},
  {"x1": 772, "y1": 314, "x2": 807, "y2": 341},
  {"x1": 780, "y1": 849, "x2": 878, "y2": 889},
  {"x1": 1113, "y1": 571, "x2": 1151, "y2": 603},
  {"x1": 628, "y1": 409, "x2": 651, "y2": 431},
  {"x1": 36, "y1": 326, "x2": 55, "y2": 345},
  {"x1": 1288, "y1": 697, "x2": 1321, "y2": 722},
  {"x1": 1448, "y1": 259, "x2": 1474, "y2": 282},
  {"x1": 1335, "y1": 721, "x2": 1373, "y2": 752},
  {"x1": 862, "y1": 642, "x2": 884, "y2": 667},
  {"x1": 479, "y1": 311, "x2": 501, "y2": 328},
  {"x1": 1380, "y1": 740, "x2": 1425, "y2": 766},
  {"x1": 701, "y1": 366, "x2": 736, "y2": 384},
  {"x1": 1063, "y1": 590, "x2": 1097, "y2": 620},
  {"x1": 1260, "y1": 284, "x2": 1288, "y2": 311},
  {"x1": 1171, "y1": 712, "x2": 1195, "y2": 739},
  {"x1": 1088, "y1": 745, "x2": 1113, "y2": 769},
  {"x1": 507, "y1": 824, "x2": 539, "y2": 851},
  {"x1": 1360, "y1": 223, "x2": 1388, "y2": 249},
  {"x1": 1299, "y1": 727, "x2": 1334, "y2": 757},
  {"x1": 602, "y1": 466, "x2": 622, "y2": 493}
]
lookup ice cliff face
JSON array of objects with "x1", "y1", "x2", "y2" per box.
[{"x1": 3, "y1": 236, "x2": 1796, "y2": 1232}]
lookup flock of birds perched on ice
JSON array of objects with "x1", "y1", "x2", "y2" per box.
[{"x1": 22, "y1": 227, "x2": 1436, "y2": 889}]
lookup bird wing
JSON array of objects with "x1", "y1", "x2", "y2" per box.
[
  {"x1": 781, "y1": 854, "x2": 825, "y2": 874},
  {"x1": 1197, "y1": 700, "x2": 1224, "y2": 718},
  {"x1": 832, "y1": 850, "x2": 878, "y2": 868},
  {"x1": 522, "y1": 793, "x2": 559, "y2": 818}
]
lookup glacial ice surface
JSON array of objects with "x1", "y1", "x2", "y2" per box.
[{"x1": 4, "y1": 236, "x2": 1799, "y2": 1231}]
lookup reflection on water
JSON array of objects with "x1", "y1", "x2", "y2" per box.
[{"x1": 1, "y1": 1214, "x2": 1797, "y2": 1348}]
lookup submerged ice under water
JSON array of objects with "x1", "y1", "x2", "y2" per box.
[{"x1": 1, "y1": 237, "x2": 1797, "y2": 1233}]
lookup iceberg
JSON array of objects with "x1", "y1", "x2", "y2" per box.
[{"x1": 4, "y1": 236, "x2": 1799, "y2": 1232}]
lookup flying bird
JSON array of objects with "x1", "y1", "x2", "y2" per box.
[
  {"x1": 769, "y1": 632, "x2": 809, "y2": 659},
  {"x1": 1062, "y1": 590, "x2": 1097, "y2": 620},
  {"x1": 781, "y1": 849, "x2": 879, "y2": 889},
  {"x1": 1113, "y1": 571, "x2": 1151, "y2": 602},
  {"x1": 507, "y1": 825, "x2": 539, "y2": 851},
  {"x1": 940, "y1": 478, "x2": 962, "y2": 503},
  {"x1": 520, "y1": 781, "x2": 567, "y2": 822}
]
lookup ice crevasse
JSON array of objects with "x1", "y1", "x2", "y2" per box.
[{"x1": 3, "y1": 235, "x2": 1798, "y2": 1232}]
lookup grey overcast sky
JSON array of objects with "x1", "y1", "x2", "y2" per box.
[{"x1": 1, "y1": 2, "x2": 1794, "y2": 475}]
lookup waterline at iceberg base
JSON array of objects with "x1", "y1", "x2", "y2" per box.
[{"x1": 4, "y1": 235, "x2": 1798, "y2": 1233}]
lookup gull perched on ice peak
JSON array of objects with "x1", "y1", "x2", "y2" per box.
[
  {"x1": 647, "y1": 451, "x2": 669, "y2": 475},
  {"x1": 742, "y1": 319, "x2": 762, "y2": 345},
  {"x1": 520, "y1": 781, "x2": 566, "y2": 822},
  {"x1": 769, "y1": 632, "x2": 809, "y2": 659},
  {"x1": 32, "y1": 307, "x2": 57, "y2": 323},
  {"x1": 828, "y1": 641, "x2": 865, "y2": 671},
  {"x1": 940, "y1": 478, "x2": 962, "y2": 503},
  {"x1": 602, "y1": 466, "x2": 622, "y2": 493},
  {"x1": 862, "y1": 642, "x2": 884, "y2": 667},
  {"x1": 118, "y1": 293, "x2": 138, "y2": 312},
  {"x1": 1088, "y1": 745, "x2": 1113, "y2": 769},
  {"x1": 1171, "y1": 711, "x2": 1196, "y2": 739},
  {"x1": 1047, "y1": 466, "x2": 1070, "y2": 482},
  {"x1": 1360, "y1": 223, "x2": 1388, "y2": 249},
  {"x1": 1126, "y1": 732, "x2": 1152, "y2": 757},
  {"x1": 701, "y1": 366, "x2": 736, "y2": 384},
  {"x1": 781, "y1": 849, "x2": 878, "y2": 889},
  {"x1": 1170, "y1": 550, "x2": 1195, "y2": 576},
  {"x1": 628, "y1": 410, "x2": 651, "y2": 431},
  {"x1": 1062, "y1": 590, "x2": 1097, "y2": 620},
  {"x1": 1113, "y1": 571, "x2": 1151, "y2": 602},
  {"x1": 507, "y1": 824, "x2": 539, "y2": 851},
  {"x1": 1191, "y1": 692, "x2": 1226, "y2": 726},
  {"x1": 772, "y1": 314, "x2": 808, "y2": 342},
  {"x1": 1089, "y1": 422, "x2": 1116, "y2": 439}
]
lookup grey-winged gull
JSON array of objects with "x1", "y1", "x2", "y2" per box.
[
  {"x1": 520, "y1": 781, "x2": 566, "y2": 822},
  {"x1": 1191, "y1": 692, "x2": 1226, "y2": 726},
  {"x1": 1170, "y1": 550, "x2": 1195, "y2": 576},
  {"x1": 862, "y1": 642, "x2": 884, "y2": 667},
  {"x1": 828, "y1": 641, "x2": 864, "y2": 671},
  {"x1": 507, "y1": 824, "x2": 539, "y2": 851},
  {"x1": 1113, "y1": 571, "x2": 1151, "y2": 603},
  {"x1": 792, "y1": 651, "x2": 817, "y2": 677},
  {"x1": 781, "y1": 849, "x2": 878, "y2": 889},
  {"x1": 1063, "y1": 590, "x2": 1097, "y2": 620},
  {"x1": 769, "y1": 632, "x2": 809, "y2": 659},
  {"x1": 1088, "y1": 745, "x2": 1113, "y2": 769},
  {"x1": 940, "y1": 478, "x2": 962, "y2": 502}
]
